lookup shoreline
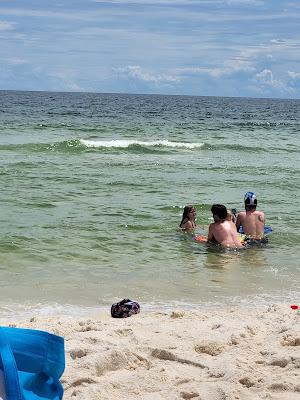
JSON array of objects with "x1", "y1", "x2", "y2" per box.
[
  {"x1": 2, "y1": 303, "x2": 299, "y2": 399},
  {"x1": 0, "y1": 290, "x2": 299, "y2": 320}
]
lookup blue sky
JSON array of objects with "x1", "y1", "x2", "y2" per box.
[{"x1": 0, "y1": 0, "x2": 299, "y2": 98}]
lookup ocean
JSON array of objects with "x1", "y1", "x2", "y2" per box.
[{"x1": 0, "y1": 90, "x2": 299, "y2": 316}]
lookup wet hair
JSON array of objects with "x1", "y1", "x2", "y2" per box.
[
  {"x1": 211, "y1": 204, "x2": 227, "y2": 220},
  {"x1": 180, "y1": 205, "x2": 196, "y2": 228},
  {"x1": 244, "y1": 191, "x2": 257, "y2": 210}
]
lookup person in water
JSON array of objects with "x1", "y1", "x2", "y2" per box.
[
  {"x1": 226, "y1": 209, "x2": 237, "y2": 224},
  {"x1": 207, "y1": 204, "x2": 243, "y2": 248},
  {"x1": 236, "y1": 192, "x2": 266, "y2": 242},
  {"x1": 179, "y1": 205, "x2": 197, "y2": 231}
]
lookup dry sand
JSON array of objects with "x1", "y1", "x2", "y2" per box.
[{"x1": 4, "y1": 304, "x2": 300, "y2": 400}]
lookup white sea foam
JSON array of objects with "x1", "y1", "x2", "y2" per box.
[
  {"x1": 0, "y1": 290, "x2": 299, "y2": 320},
  {"x1": 80, "y1": 139, "x2": 204, "y2": 149}
]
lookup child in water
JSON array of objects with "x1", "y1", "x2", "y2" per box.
[
  {"x1": 195, "y1": 207, "x2": 238, "y2": 244},
  {"x1": 226, "y1": 209, "x2": 237, "y2": 224},
  {"x1": 179, "y1": 205, "x2": 197, "y2": 231}
]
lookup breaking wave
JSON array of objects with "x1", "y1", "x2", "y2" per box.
[{"x1": 80, "y1": 139, "x2": 204, "y2": 149}]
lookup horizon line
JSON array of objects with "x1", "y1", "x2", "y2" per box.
[{"x1": 0, "y1": 89, "x2": 299, "y2": 102}]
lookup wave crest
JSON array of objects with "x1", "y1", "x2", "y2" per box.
[{"x1": 80, "y1": 139, "x2": 204, "y2": 149}]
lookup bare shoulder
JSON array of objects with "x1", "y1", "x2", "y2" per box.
[
  {"x1": 257, "y1": 210, "x2": 265, "y2": 222},
  {"x1": 181, "y1": 220, "x2": 193, "y2": 230},
  {"x1": 236, "y1": 211, "x2": 246, "y2": 221}
]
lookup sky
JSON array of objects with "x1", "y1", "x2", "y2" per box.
[{"x1": 0, "y1": 0, "x2": 300, "y2": 98}]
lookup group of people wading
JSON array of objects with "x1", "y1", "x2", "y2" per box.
[{"x1": 179, "y1": 192, "x2": 267, "y2": 249}]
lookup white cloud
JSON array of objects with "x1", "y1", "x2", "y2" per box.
[
  {"x1": 225, "y1": 0, "x2": 264, "y2": 5},
  {"x1": 1, "y1": 57, "x2": 27, "y2": 66},
  {"x1": 47, "y1": 70, "x2": 85, "y2": 92},
  {"x1": 270, "y1": 39, "x2": 287, "y2": 44},
  {"x1": 173, "y1": 67, "x2": 212, "y2": 75},
  {"x1": 0, "y1": 8, "x2": 93, "y2": 21},
  {"x1": 254, "y1": 69, "x2": 284, "y2": 89},
  {"x1": 0, "y1": 1, "x2": 298, "y2": 97},
  {"x1": 286, "y1": 2, "x2": 300, "y2": 9},
  {"x1": 92, "y1": 0, "x2": 222, "y2": 4},
  {"x1": 212, "y1": 59, "x2": 256, "y2": 77},
  {"x1": 235, "y1": 40, "x2": 300, "y2": 71},
  {"x1": 0, "y1": 20, "x2": 16, "y2": 30},
  {"x1": 174, "y1": 58, "x2": 255, "y2": 79},
  {"x1": 288, "y1": 71, "x2": 300, "y2": 79},
  {"x1": 172, "y1": 66, "x2": 230, "y2": 79},
  {"x1": 91, "y1": 0, "x2": 264, "y2": 4},
  {"x1": 114, "y1": 65, "x2": 180, "y2": 83}
]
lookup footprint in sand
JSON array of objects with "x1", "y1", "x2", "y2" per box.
[
  {"x1": 69, "y1": 349, "x2": 88, "y2": 360},
  {"x1": 96, "y1": 349, "x2": 151, "y2": 376},
  {"x1": 281, "y1": 334, "x2": 300, "y2": 346},
  {"x1": 151, "y1": 348, "x2": 207, "y2": 369},
  {"x1": 115, "y1": 328, "x2": 134, "y2": 336},
  {"x1": 170, "y1": 311, "x2": 185, "y2": 318},
  {"x1": 194, "y1": 341, "x2": 225, "y2": 356},
  {"x1": 268, "y1": 382, "x2": 292, "y2": 391},
  {"x1": 77, "y1": 320, "x2": 102, "y2": 332},
  {"x1": 268, "y1": 357, "x2": 291, "y2": 367},
  {"x1": 70, "y1": 376, "x2": 97, "y2": 387},
  {"x1": 239, "y1": 377, "x2": 256, "y2": 388},
  {"x1": 180, "y1": 391, "x2": 199, "y2": 399},
  {"x1": 208, "y1": 369, "x2": 225, "y2": 378}
]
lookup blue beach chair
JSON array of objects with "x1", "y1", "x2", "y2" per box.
[{"x1": 0, "y1": 327, "x2": 65, "y2": 400}]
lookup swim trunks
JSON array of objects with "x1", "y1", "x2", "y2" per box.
[{"x1": 244, "y1": 236, "x2": 268, "y2": 246}]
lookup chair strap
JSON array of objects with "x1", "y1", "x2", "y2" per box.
[{"x1": 0, "y1": 330, "x2": 23, "y2": 400}]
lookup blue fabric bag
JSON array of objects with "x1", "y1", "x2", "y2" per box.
[{"x1": 0, "y1": 327, "x2": 65, "y2": 400}]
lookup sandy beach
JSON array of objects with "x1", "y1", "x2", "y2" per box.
[{"x1": 3, "y1": 303, "x2": 299, "y2": 400}]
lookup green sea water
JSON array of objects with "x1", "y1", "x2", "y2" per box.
[{"x1": 0, "y1": 91, "x2": 299, "y2": 315}]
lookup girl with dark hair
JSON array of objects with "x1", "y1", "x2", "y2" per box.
[{"x1": 179, "y1": 205, "x2": 197, "y2": 231}]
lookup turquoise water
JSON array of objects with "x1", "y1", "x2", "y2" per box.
[{"x1": 0, "y1": 91, "x2": 299, "y2": 313}]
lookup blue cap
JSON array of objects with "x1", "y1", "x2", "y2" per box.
[{"x1": 244, "y1": 191, "x2": 257, "y2": 205}]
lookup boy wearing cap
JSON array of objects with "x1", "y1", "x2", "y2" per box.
[{"x1": 236, "y1": 192, "x2": 265, "y2": 240}]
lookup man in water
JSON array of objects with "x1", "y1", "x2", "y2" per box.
[
  {"x1": 236, "y1": 192, "x2": 266, "y2": 242},
  {"x1": 207, "y1": 204, "x2": 243, "y2": 248}
]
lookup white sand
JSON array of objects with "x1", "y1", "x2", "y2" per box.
[{"x1": 4, "y1": 304, "x2": 300, "y2": 400}]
